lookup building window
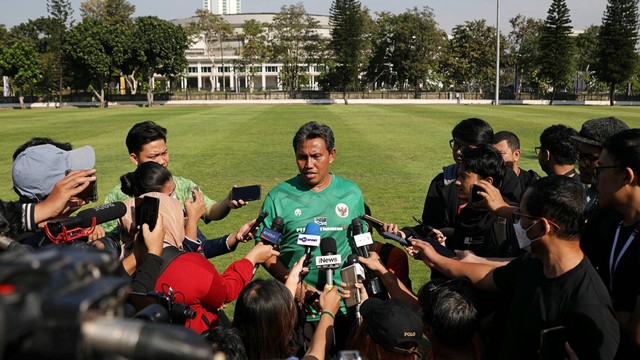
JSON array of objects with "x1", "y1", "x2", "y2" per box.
[
  {"x1": 188, "y1": 66, "x2": 198, "y2": 73},
  {"x1": 265, "y1": 66, "x2": 278, "y2": 73},
  {"x1": 217, "y1": 66, "x2": 231, "y2": 73},
  {"x1": 201, "y1": 66, "x2": 212, "y2": 73}
]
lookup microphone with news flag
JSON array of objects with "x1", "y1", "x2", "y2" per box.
[{"x1": 316, "y1": 237, "x2": 342, "y2": 288}]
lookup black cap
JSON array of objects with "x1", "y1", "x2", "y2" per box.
[
  {"x1": 572, "y1": 117, "x2": 629, "y2": 147},
  {"x1": 360, "y1": 298, "x2": 422, "y2": 353}
]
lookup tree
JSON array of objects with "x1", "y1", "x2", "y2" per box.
[
  {"x1": 329, "y1": 0, "x2": 366, "y2": 96},
  {"x1": 80, "y1": 0, "x2": 135, "y2": 26},
  {"x1": 392, "y1": 7, "x2": 446, "y2": 97},
  {"x1": 595, "y1": 0, "x2": 639, "y2": 105},
  {"x1": 64, "y1": 19, "x2": 130, "y2": 107},
  {"x1": 505, "y1": 15, "x2": 543, "y2": 95},
  {"x1": 443, "y1": 20, "x2": 499, "y2": 93},
  {"x1": 365, "y1": 11, "x2": 397, "y2": 90},
  {"x1": 538, "y1": 0, "x2": 575, "y2": 104},
  {"x1": 188, "y1": 9, "x2": 233, "y2": 91},
  {"x1": 133, "y1": 16, "x2": 189, "y2": 106},
  {"x1": 47, "y1": 0, "x2": 74, "y2": 106},
  {"x1": 0, "y1": 25, "x2": 9, "y2": 49},
  {"x1": 575, "y1": 25, "x2": 601, "y2": 92},
  {"x1": 0, "y1": 42, "x2": 44, "y2": 109},
  {"x1": 269, "y1": 3, "x2": 321, "y2": 96},
  {"x1": 239, "y1": 19, "x2": 269, "y2": 92}
]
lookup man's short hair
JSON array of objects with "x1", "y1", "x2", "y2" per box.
[
  {"x1": 292, "y1": 121, "x2": 335, "y2": 152},
  {"x1": 525, "y1": 176, "x2": 585, "y2": 239},
  {"x1": 461, "y1": 144, "x2": 506, "y2": 186},
  {"x1": 539, "y1": 125, "x2": 579, "y2": 165},
  {"x1": 494, "y1": 131, "x2": 521, "y2": 151},
  {"x1": 452, "y1": 118, "x2": 494, "y2": 145},
  {"x1": 126, "y1": 121, "x2": 167, "y2": 155},
  {"x1": 602, "y1": 128, "x2": 640, "y2": 176},
  {"x1": 418, "y1": 278, "x2": 479, "y2": 348}
]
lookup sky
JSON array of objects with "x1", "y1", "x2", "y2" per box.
[{"x1": 0, "y1": 1, "x2": 608, "y2": 33}]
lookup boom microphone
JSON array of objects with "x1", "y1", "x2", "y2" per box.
[
  {"x1": 45, "y1": 202, "x2": 127, "y2": 243},
  {"x1": 48, "y1": 202, "x2": 127, "y2": 234}
]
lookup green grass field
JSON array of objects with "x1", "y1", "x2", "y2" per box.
[{"x1": 1, "y1": 104, "x2": 639, "y2": 319}]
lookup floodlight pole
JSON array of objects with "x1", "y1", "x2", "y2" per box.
[{"x1": 495, "y1": 0, "x2": 500, "y2": 105}]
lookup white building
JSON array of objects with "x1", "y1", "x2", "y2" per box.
[
  {"x1": 203, "y1": 0, "x2": 241, "y2": 15},
  {"x1": 171, "y1": 13, "x2": 331, "y2": 92}
]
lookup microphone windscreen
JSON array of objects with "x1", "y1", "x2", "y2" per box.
[
  {"x1": 271, "y1": 216, "x2": 284, "y2": 233},
  {"x1": 320, "y1": 237, "x2": 337, "y2": 255},
  {"x1": 351, "y1": 218, "x2": 364, "y2": 235},
  {"x1": 304, "y1": 222, "x2": 321, "y2": 236},
  {"x1": 347, "y1": 253, "x2": 359, "y2": 265},
  {"x1": 78, "y1": 202, "x2": 127, "y2": 228}
]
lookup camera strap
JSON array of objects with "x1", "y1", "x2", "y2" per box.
[{"x1": 159, "y1": 246, "x2": 183, "y2": 274}]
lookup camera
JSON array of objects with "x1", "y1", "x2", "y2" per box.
[{"x1": 0, "y1": 245, "x2": 211, "y2": 360}]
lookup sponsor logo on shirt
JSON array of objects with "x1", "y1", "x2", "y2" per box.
[
  {"x1": 335, "y1": 203, "x2": 349, "y2": 218},
  {"x1": 314, "y1": 217, "x2": 327, "y2": 226},
  {"x1": 295, "y1": 208, "x2": 302, "y2": 217}
]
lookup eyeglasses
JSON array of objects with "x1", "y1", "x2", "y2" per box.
[
  {"x1": 578, "y1": 152, "x2": 599, "y2": 164},
  {"x1": 593, "y1": 165, "x2": 624, "y2": 180},
  {"x1": 534, "y1": 146, "x2": 544, "y2": 155},
  {"x1": 513, "y1": 210, "x2": 560, "y2": 229},
  {"x1": 449, "y1": 139, "x2": 462, "y2": 150}
]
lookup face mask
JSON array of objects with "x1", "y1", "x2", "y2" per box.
[{"x1": 513, "y1": 219, "x2": 541, "y2": 250}]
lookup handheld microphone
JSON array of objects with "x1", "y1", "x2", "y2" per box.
[
  {"x1": 259, "y1": 216, "x2": 284, "y2": 246},
  {"x1": 45, "y1": 202, "x2": 127, "y2": 243},
  {"x1": 254, "y1": 216, "x2": 284, "y2": 274},
  {"x1": 316, "y1": 237, "x2": 341, "y2": 287},
  {"x1": 297, "y1": 222, "x2": 321, "y2": 267},
  {"x1": 242, "y1": 210, "x2": 268, "y2": 241},
  {"x1": 350, "y1": 218, "x2": 384, "y2": 297},
  {"x1": 340, "y1": 254, "x2": 366, "y2": 307}
]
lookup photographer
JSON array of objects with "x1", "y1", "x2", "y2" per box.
[{"x1": 9, "y1": 139, "x2": 113, "y2": 251}]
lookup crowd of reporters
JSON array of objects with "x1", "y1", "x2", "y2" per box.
[{"x1": 0, "y1": 116, "x2": 637, "y2": 360}]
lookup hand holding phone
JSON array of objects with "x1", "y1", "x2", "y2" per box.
[
  {"x1": 242, "y1": 210, "x2": 268, "y2": 241},
  {"x1": 360, "y1": 214, "x2": 385, "y2": 232},
  {"x1": 135, "y1": 196, "x2": 160, "y2": 233},
  {"x1": 539, "y1": 326, "x2": 567, "y2": 360},
  {"x1": 232, "y1": 185, "x2": 262, "y2": 202},
  {"x1": 470, "y1": 184, "x2": 483, "y2": 203},
  {"x1": 66, "y1": 169, "x2": 98, "y2": 202}
]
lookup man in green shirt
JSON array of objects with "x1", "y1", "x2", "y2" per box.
[
  {"x1": 102, "y1": 121, "x2": 244, "y2": 243},
  {"x1": 259, "y1": 121, "x2": 365, "y2": 355}
]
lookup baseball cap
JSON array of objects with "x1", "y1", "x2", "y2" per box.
[
  {"x1": 360, "y1": 298, "x2": 423, "y2": 354},
  {"x1": 572, "y1": 117, "x2": 629, "y2": 147},
  {"x1": 12, "y1": 144, "x2": 95, "y2": 200}
]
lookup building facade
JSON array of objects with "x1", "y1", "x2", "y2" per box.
[
  {"x1": 171, "y1": 13, "x2": 331, "y2": 92},
  {"x1": 203, "y1": 0, "x2": 241, "y2": 15}
]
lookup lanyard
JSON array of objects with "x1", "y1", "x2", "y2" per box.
[{"x1": 609, "y1": 221, "x2": 639, "y2": 289}]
